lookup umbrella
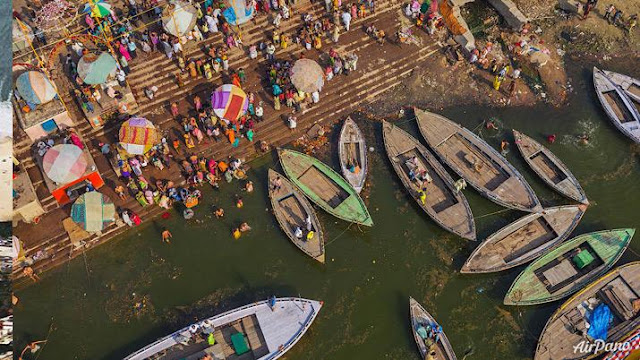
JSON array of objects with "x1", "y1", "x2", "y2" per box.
[
  {"x1": 162, "y1": 1, "x2": 197, "y2": 37},
  {"x1": 119, "y1": 117, "x2": 159, "y2": 155},
  {"x1": 77, "y1": 52, "x2": 117, "y2": 84},
  {"x1": 211, "y1": 84, "x2": 248, "y2": 122},
  {"x1": 223, "y1": 0, "x2": 255, "y2": 25},
  {"x1": 16, "y1": 71, "x2": 57, "y2": 105},
  {"x1": 83, "y1": 0, "x2": 113, "y2": 18},
  {"x1": 13, "y1": 18, "x2": 34, "y2": 52},
  {"x1": 42, "y1": 144, "x2": 88, "y2": 184},
  {"x1": 71, "y1": 191, "x2": 115, "y2": 232},
  {"x1": 291, "y1": 59, "x2": 325, "y2": 93}
]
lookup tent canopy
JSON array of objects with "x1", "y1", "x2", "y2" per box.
[
  {"x1": 42, "y1": 144, "x2": 88, "y2": 184},
  {"x1": 77, "y1": 52, "x2": 117, "y2": 85},
  {"x1": 211, "y1": 84, "x2": 248, "y2": 122},
  {"x1": 119, "y1": 117, "x2": 158, "y2": 155},
  {"x1": 16, "y1": 71, "x2": 57, "y2": 105},
  {"x1": 162, "y1": 1, "x2": 197, "y2": 37},
  {"x1": 291, "y1": 59, "x2": 324, "y2": 93},
  {"x1": 71, "y1": 191, "x2": 115, "y2": 232}
]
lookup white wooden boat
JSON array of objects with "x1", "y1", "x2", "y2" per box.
[
  {"x1": 409, "y1": 297, "x2": 457, "y2": 360},
  {"x1": 593, "y1": 67, "x2": 640, "y2": 143},
  {"x1": 603, "y1": 69, "x2": 640, "y2": 103},
  {"x1": 338, "y1": 117, "x2": 368, "y2": 193},
  {"x1": 124, "y1": 297, "x2": 322, "y2": 360}
]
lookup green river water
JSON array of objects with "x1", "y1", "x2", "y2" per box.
[{"x1": 14, "y1": 61, "x2": 640, "y2": 360}]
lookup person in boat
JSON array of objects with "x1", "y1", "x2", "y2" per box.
[
  {"x1": 454, "y1": 178, "x2": 467, "y2": 193},
  {"x1": 239, "y1": 222, "x2": 251, "y2": 232},
  {"x1": 419, "y1": 188, "x2": 427, "y2": 205},
  {"x1": 294, "y1": 226, "x2": 304, "y2": 239},
  {"x1": 232, "y1": 228, "x2": 242, "y2": 239},
  {"x1": 214, "y1": 207, "x2": 225, "y2": 218},
  {"x1": 409, "y1": 169, "x2": 417, "y2": 182},
  {"x1": 162, "y1": 228, "x2": 172, "y2": 243},
  {"x1": 272, "y1": 176, "x2": 283, "y2": 191},
  {"x1": 305, "y1": 215, "x2": 313, "y2": 231}
]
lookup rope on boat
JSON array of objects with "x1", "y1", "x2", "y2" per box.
[
  {"x1": 325, "y1": 223, "x2": 354, "y2": 247},
  {"x1": 473, "y1": 208, "x2": 511, "y2": 220}
]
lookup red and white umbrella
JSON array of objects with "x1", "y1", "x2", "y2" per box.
[{"x1": 42, "y1": 144, "x2": 88, "y2": 184}]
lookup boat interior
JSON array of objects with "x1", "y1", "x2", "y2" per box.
[
  {"x1": 277, "y1": 194, "x2": 313, "y2": 233},
  {"x1": 439, "y1": 134, "x2": 509, "y2": 191},
  {"x1": 500, "y1": 217, "x2": 558, "y2": 263},
  {"x1": 629, "y1": 83, "x2": 640, "y2": 99},
  {"x1": 298, "y1": 165, "x2": 349, "y2": 208},
  {"x1": 342, "y1": 142, "x2": 363, "y2": 168},
  {"x1": 529, "y1": 152, "x2": 568, "y2": 185},
  {"x1": 560, "y1": 274, "x2": 640, "y2": 343},
  {"x1": 396, "y1": 148, "x2": 458, "y2": 213},
  {"x1": 533, "y1": 241, "x2": 605, "y2": 293},
  {"x1": 153, "y1": 315, "x2": 269, "y2": 360},
  {"x1": 603, "y1": 90, "x2": 636, "y2": 123}
]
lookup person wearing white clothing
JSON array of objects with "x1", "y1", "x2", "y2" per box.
[
  {"x1": 311, "y1": 91, "x2": 320, "y2": 103},
  {"x1": 341, "y1": 11, "x2": 351, "y2": 31}
]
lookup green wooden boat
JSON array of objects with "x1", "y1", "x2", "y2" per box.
[
  {"x1": 504, "y1": 228, "x2": 635, "y2": 306},
  {"x1": 278, "y1": 148, "x2": 373, "y2": 227}
]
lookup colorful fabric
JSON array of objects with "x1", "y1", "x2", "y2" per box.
[
  {"x1": 119, "y1": 117, "x2": 158, "y2": 155},
  {"x1": 291, "y1": 59, "x2": 324, "y2": 93},
  {"x1": 211, "y1": 84, "x2": 248, "y2": 121},
  {"x1": 604, "y1": 329, "x2": 640, "y2": 360},
  {"x1": 71, "y1": 191, "x2": 115, "y2": 232},
  {"x1": 16, "y1": 71, "x2": 57, "y2": 105},
  {"x1": 223, "y1": 0, "x2": 255, "y2": 25},
  {"x1": 77, "y1": 52, "x2": 117, "y2": 84},
  {"x1": 162, "y1": 1, "x2": 197, "y2": 36},
  {"x1": 83, "y1": 0, "x2": 112, "y2": 18},
  {"x1": 42, "y1": 144, "x2": 88, "y2": 184}
]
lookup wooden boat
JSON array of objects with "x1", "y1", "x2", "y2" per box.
[
  {"x1": 593, "y1": 67, "x2": 640, "y2": 143},
  {"x1": 513, "y1": 130, "x2": 588, "y2": 205},
  {"x1": 461, "y1": 205, "x2": 586, "y2": 273},
  {"x1": 535, "y1": 262, "x2": 640, "y2": 360},
  {"x1": 278, "y1": 148, "x2": 373, "y2": 227},
  {"x1": 268, "y1": 169, "x2": 325, "y2": 263},
  {"x1": 505, "y1": 229, "x2": 635, "y2": 306},
  {"x1": 124, "y1": 297, "x2": 323, "y2": 360},
  {"x1": 603, "y1": 69, "x2": 640, "y2": 104},
  {"x1": 409, "y1": 297, "x2": 457, "y2": 360},
  {"x1": 338, "y1": 117, "x2": 368, "y2": 193},
  {"x1": 382, "y1": 121, "x2": 476, "y2": 240},
  {"x1": 414, "y1": 108, "x2": 542, "y2": 212}
]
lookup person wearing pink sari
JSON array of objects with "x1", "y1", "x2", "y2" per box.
[
  {"x1": 69, "y1": 132, "x2": 84, "y2": 149},
  {"x1": 119, "y1": 43, "x2": 132, "y2": 62},
  {"x1": 192, "y1": 127, "x2": 204, "y2": 143},
  {"x1": 85, "y1": 15, "x2": 95, "y2": 31}
]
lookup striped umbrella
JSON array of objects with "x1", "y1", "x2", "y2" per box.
[
  {"x1": 42, "y1": 144, "x2": 88, "y2": 184},
  {"x1": 77, "y1": 52, "x2": 117, "y2": 85},
  {"x1": 71, "y1": 191, "x2": 115, "y2": 232},
  {"x1": 119, "y1": 117, "x2": 158, "y2": 155},
  {"x1": 162, "y1": 1, "x2": 197, "y2": 37},
  {"x1": 211, "y1": 84, "x2": 248, "y2": 122},
  {"x1": 291, "y1": 59, "x2": 324, "y2": 93},
  {"x1": 83, "y1": 0, "x2": 113, "y2": 18},
  {"x1": 16, "y1": 71, "x2": 57, "y2": 105}
]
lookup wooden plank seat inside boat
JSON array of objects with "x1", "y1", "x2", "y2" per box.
[
  {"x1": 445, "y1": 134, "x2": 509, "y2": 191},
  {"x1": 561, "y1": 306, "x2": 587, "y2": 335},
  {"x1": 397, "y1": 149, "x2": 458, "y2": 213},
  {"x1": 630, "y1": 83, "x2": 640, "y2": 98},
  {"x1": 278, "y1": 195, "x2": 306, "y2": 230},
  {"x1": 534, "y1": 242, "x2": 605, "y2": 293},
  {"x1": 599, "y1": 277, "x2": 640, "y2": 321},
  {"x1": 529, "y1": 152, "x2": 568, "y2": 184},
  {"x1": 210, "y1": 314, "x2": 268, "y2": 359},
  {"x1": 500, "y1": 218, "x2": 558, "y2": 263},
  {"x1": 298, "y1": 166, "x2": 349, "y2": 208},
  {"x1": 604, "y1": 90, "x2": 636, "y2": 123}
]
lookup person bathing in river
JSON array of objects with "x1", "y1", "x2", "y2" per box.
[
  {"x1": 500, "y1": 140, "x2": 509, "y2": 155},
  {"x1": 485, "y1": 120, "x2": 498, "y2": 130},
  {"x1": 579, "y1": 134, "x2": 590, "y2": 145},
  {"x1": 547, "y1": 134, "x2": 557, "y2": 144},
  {"x1": 245, "y1": 181, "x2": 254, "y2": 193},
  {"x1": 162, "y1": 228, "x2": 173, "y2": 244}
]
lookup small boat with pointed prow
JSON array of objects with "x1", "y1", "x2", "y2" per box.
[
  {"x1": 338, "y1": 117, "x2": 368, "y2": 193},
  {"x1": 409, "y1": 297, "x2": 457, "y2": 360},
  {"x1": 593, "y1": 67, "x2": 640, "y2": 143}
]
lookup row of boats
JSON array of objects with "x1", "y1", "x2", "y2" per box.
[{"x1": 125, "y1": 68, "x2": 639, "y2": 360}]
